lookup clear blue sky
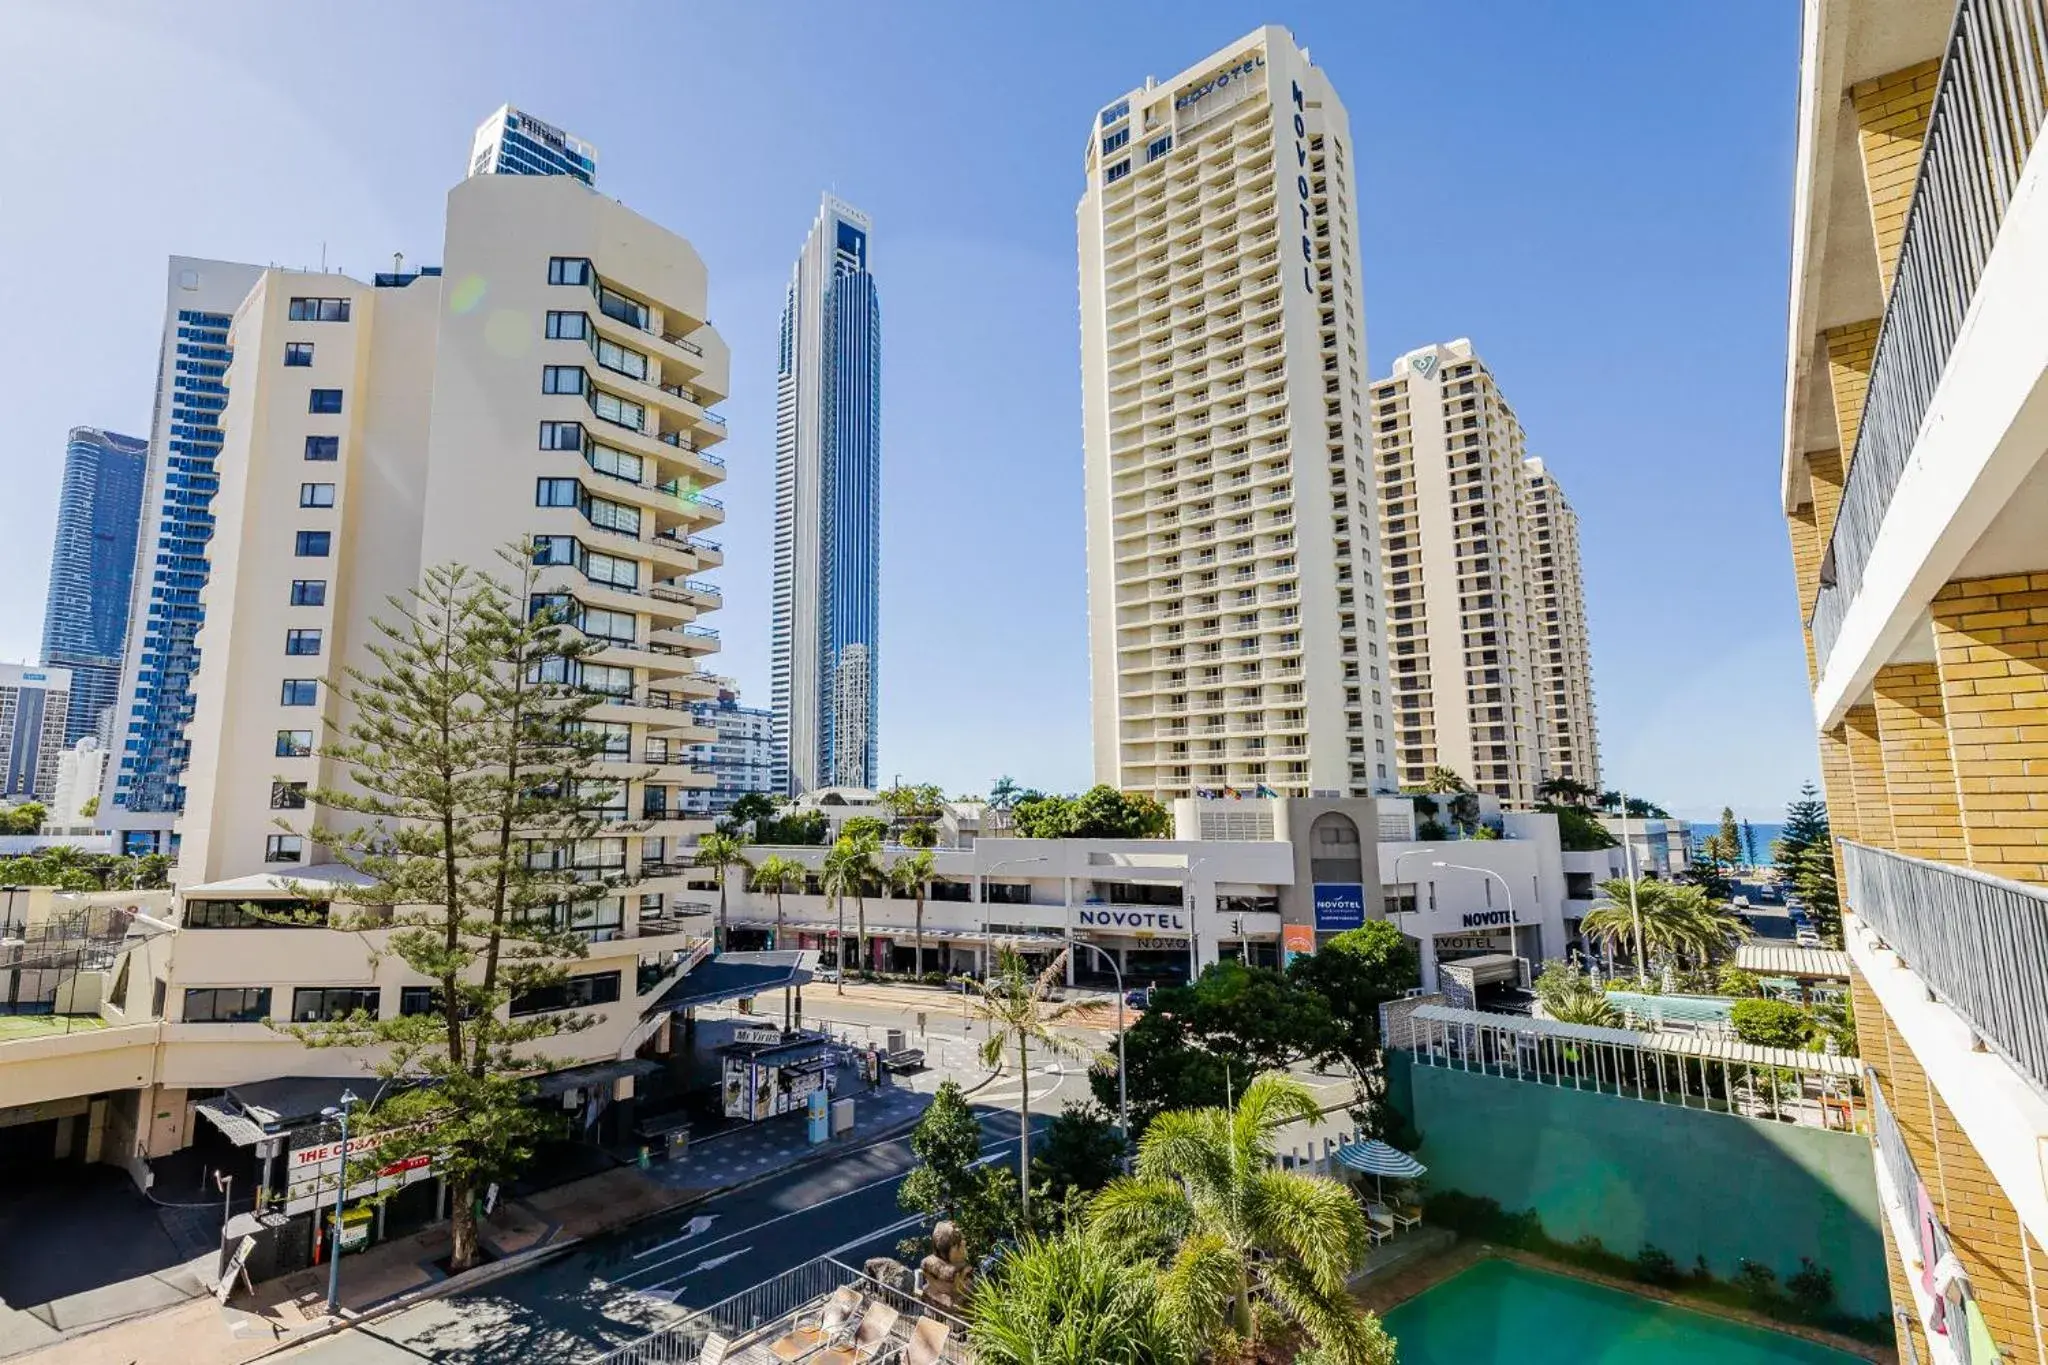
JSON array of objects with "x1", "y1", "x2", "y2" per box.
[{"x1": 0, "y1": 1, "x2": 1810, "y2": 821}]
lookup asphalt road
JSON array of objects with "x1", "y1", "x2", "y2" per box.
[{"x1": 284, "y1": 1090, "x2": 1053, "y2": 1364}]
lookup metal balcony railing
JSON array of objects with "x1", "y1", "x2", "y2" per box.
[
  {"x1": 1842, "y1": 840, "x2": 2048, "y2": 1098},
  {"x1": 1810, "y1": 0, "x2": 2048, "y2": 667}
]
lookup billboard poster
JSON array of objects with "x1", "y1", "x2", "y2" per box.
[
  {"x1": 1281, "y1": 923, "x2": 1317, "y2": 966},
  {"x1": 1313, "y1": 883, "x2": 1365, "y2": 932}
]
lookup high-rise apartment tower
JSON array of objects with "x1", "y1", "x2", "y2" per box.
[
  {"x1": 770, "y1": 195, "x2": 881, "y2": 795},
  {"x1": 1080, "y1": 28, "x2": 1394, "y2": 801},
  {"x1": 0, "y1": 663, "x2": 72, "y2": 802},
  {"x1": 101, "y1": 257, "x2": 266, "y2": 855},
  {"x1": 41, "y1": 426, "x2": 147, "y2": 747},
  {"x1": 1524, "y1": 457, "x2": 1599, "y2": 790},
  {"x1": 468, "y1": 105, "x2": 598, "y2": 186}
]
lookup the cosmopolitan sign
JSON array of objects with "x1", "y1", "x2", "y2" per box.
[
  {"x1": 1077, "y1": 909, "x2": 1187, "y2": 932},
  {"x1": 1313, "y1": 883, "x2": 1365, "y2": 932},
  {"x1": 1175, "y1": 53, "x2": 1265, "y2": 111}
]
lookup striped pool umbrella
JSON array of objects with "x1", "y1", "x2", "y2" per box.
[{"x1": 1332, "y1": 1139, "x2": 1426, "y2": 1201}]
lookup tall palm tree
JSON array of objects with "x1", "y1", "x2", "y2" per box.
[
  {"x1": 971, "y1": 1229, "x2": 1200, "y2": 1365},
  {"x1": 1091, "y1": 1072, "x2": 1391, "y2": 1363},
  {"x1": 888, "y1": 850, "x2": 937, "y2": 977},
  {"x1": 692, "y1": 832, "x2": 751, "y2": 953},
  {"x1": 750, "y1": 854, "x2": 805, "y2": 950},
  {"x1": 1422, "y1": 765, "x2": 1471, "y2": 794},
  {"x1": 1581, "y1": 878, "x2": 1740, "y2": 976},
  {"x1": 975, "y1": 949, "x2": 1085, "y2": 1227},
  {"x1": 820, "y1": 833, "x2": 878, "y2": 993},
  {"x1": 987, "y1": 775, "x2": 1022, "y2": 812}
]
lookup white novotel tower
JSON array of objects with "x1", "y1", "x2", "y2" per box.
[{"x1": 1080, "y1": 27, "x2": 1395, "y2": 802}]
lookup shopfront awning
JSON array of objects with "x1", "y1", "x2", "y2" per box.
[
  {"x1": 193, "y1": 1096, "x2": 270, "y2": 1147},
  {"x1": 1735, "y1": 942, "x2": 1852, "y2": 979},
  {"x1": 646, "y1": 950, "x2": 813, "y2": 1014},
  {"x1": 530, "y1": 1057, "x2": 663, "y2": 1099}
]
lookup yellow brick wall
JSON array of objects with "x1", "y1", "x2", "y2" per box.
[
  {"x1": 1818, "y1": 725, "x2": 1859, "y2": 888},
  {"x1": 1851, "y1": 60, "x2": 1942, "y2": 299},
  {"x1": 1872, "y1": 661, "x2": 1966, "y2": 862},
  {"x1": 1858, "y1": 967, "x2": 2048, "y2": 1363},
  {"x1": 1931, "y1": 573, "x2": 2048, "y2": 885},
  {"x1": 1823, "y1": 324, "x2": 1880, "y2": 467},
  {"x1": 1843, "y1": 704, "x2": 1896, "y2": 850}
]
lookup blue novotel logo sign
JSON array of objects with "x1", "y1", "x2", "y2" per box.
[
  {"x1": 1313, "y1": 883, "x2": 1365, "y2": 932},
  {"x1": 1077, "y1": 909, "x2": 1187, "y2": 932},
  {"x1": 1176, "y1": 54, "x2": 1265, "y2": 111}
]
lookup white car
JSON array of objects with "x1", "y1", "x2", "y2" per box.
[
  {"x1": 1796, "y1": 929, "x2": 1823, "y2": 948},
  {"x1": 1732, "y1": 895, "x2": 1751, "y2": 910}
]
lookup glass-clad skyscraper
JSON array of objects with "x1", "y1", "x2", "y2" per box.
[
  {"x1": 771, "y1": 195, "x2": 881, "y2": 795},
  {"x1": 103, "y1": 257, "x2": 264, "y2": 854},
  {"x1": 41, "y1": 426, "x2": 147, "y2": 746},
  {"x1": 467, "y1": 105, "x2": 598, "y2": 185}
]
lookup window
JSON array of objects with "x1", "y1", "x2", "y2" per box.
[
  {"x1": 594, "y1": 336, "x2": 647, "y2": 380},
  {"x1": 1104, "y1": 158, "x2": 1131, "y2": 185},
  {"x1": 264, "y1": 834, "x2": 303, "y2": 863},
  {"x1": 290, "y1": 579, "x2": 326, "y2": 606},
  {"x1": 542, "y1": 365, "x2": 585, "y2": 395},
  {"x1": 280, "y1": 679, "x2": 317, "y2": 706},
  {"x1": 291, "y1": 987, "x2": 379, "y2": 1022},
  {"x1": 182, "y1": 987, "x2": 271, "y2": 1024},
  {"x1": 285, "y1": 628, "x2": 322, "y2": 656},
  {"x1": 1102, "y1": 128, "x2": 1129, "y2": 155},
  {"x1": 288, "y1": 297, "x2": 351, "y2": 322},
  {"x1": 284, "y1": 341, "x2": 315, "y2": 367},
  {"x1": 1146, "y1": 135, "x2": 1173, "y2": 161},
  {"x1": 399, "y1": 985, "x2": 437, "y2": 1016},
  {"x1": 304, "y1": 435, "x2": 339, "y2": 461},
  {"x1": 536, "y1": 477, "x2": 580, "y2": 507},
  {"x1": 271, "y1": 781, "x2": 308, "y2": 809},
  {"x1": 183, "y1": 898, "x2": 329, "y2": 929},
  {"x1": 530, "y1": 535, "x2": 577, "y2": 566},
  {"x1": 276, "y1": 729, "x2": 313, "y2": 757},
  {"x1": 308, "y1": 389, "x2": 343, "y2": 414},
  {"x1": 295, "y1": 531, "x2": 331, "y2": 557},
  {"x1": 510, "y1": 969, "x2": 622, "y2": 1016},
  {"x1": 545, "y1": 311, "x2": 588, "y2": 340},
  {"x1": 539, "y1": 420, "x2": 583, "y2": 451},
  {"x1": 597, "y1": 287, "x2": 647, "y2": 329},
  {"x1": 589, "y1": 389, "x2": 643, "y2": 431},
  {"x1": 547, "y1": 257, "x2": 593, "y2": 287},
  {"x1": 300, "y1": 482, "x2": 335, "y2": 508},
  {"x1": 585, "y1": 496, "x2": 639, "y2": 536},
  {"x1": 585, "y1": 443, "x2": 641, "y2": 483}
]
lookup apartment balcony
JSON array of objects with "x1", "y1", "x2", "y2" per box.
[
  {"x1": 1787, "y1": 0, "x2": 2048, "y2": 723},
  {"x1": 1841, "y1": 840, "x2": 2048, "y2": 1247}
]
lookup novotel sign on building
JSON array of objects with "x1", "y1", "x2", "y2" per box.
[
  {"x1": 1076, "y1": 909, "x2": 1188, "y2": 932},
  {"x1": 1175, "y1": 53, "x2": 1266, "y2": 111}
]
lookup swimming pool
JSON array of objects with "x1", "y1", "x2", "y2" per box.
[{"x1": 1380, "y1": 1259, "x2": 1868, "y2": 1364}]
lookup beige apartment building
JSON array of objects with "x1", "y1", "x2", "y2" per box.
[
  {"x1": 1371, "y1": 341, "x2": 1598, "y2": 805},
  {"x1": 1780, "y1": 0, "x2": 2048, "y2": 1358},
  {"x1": 1080, "y1": 27, "x2": 1397, "y2": 802},
  {"x1": 1525, "y1": 457, "x2": 1600, "y2": 790}
]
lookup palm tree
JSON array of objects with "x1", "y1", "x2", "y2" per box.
[
  {"x1": 692, "y1": 832, "x2": 752, "y2": 953},
  {"x1": 1422, "y1": 766, "x2": 1471, "y2": 795},
  {"x1": 988, "y1": 775, "x2": 1023, "y2": 811},
  {"x1": 1581, "y1": 878, "x2": 1740, "y2": 976},
  {"x1": 975, "y1": 949, "x2": 1086, "y2": 1227},
  {"x1": 971, "y1": 1229, "x2": 1199, "y2": 1365},
  {"x1": 1536, "y1": 967, "x2": 1620, "y2": 1027},
  {"x1": 750, "y1": 855, "x2": 805, "y2": 950},
  {"x1": 820, "y1": 833, "x2": 878, "y2": 993},
  {"x1": 1090, "y1": 1072, "x2": 1391, "y2": 1363},
  {"x1": 888, "y1": 850, "x2": 938, "y2": 978}
]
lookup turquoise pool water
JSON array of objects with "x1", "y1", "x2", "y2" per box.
[{"x1": 1381, "y1": 1260, "x2": 1867, "y2": 1365}]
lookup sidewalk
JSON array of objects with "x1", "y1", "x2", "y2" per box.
[{"x1": 7, "y1": 1078, "x2": 943, "y2": 1365}]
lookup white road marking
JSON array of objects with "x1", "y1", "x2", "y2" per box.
[
  {"x1": 632, "y1": 1214, "x2": 720, "y2": 1260},
  {"x1": 824, "y1": 1214, "x2": 924, "y2": 1260}
]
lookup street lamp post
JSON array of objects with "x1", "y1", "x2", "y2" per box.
[
  {"x1": 1181, "y1": 857, "x2": 1210, "y2": 983},
  {"x1": 1063, "y1": 939, "x2": 1130, "y2": 1162},
  {"x1": 1431, "y1": 860, "x2": 1517, "y2": 957},
  {"x1": 977, "y1": 855, "x2": 1048, "y2": 985},
  {"x1": 1619, "y1": 789, "x2": 1647, "y2": 984},
  {"x1": 320, "y1": 1089, "x2": 359, "y2": 1319}
]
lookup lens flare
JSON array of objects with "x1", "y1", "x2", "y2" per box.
[{"x1": 449, "y1": 273, "x2": 488, "y2": 314}]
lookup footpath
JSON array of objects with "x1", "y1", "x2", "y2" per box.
[{"x1": 7, "y1": 1069, "x2": 967, "y2": 1365}]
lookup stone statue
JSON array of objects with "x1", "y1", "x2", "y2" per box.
[{"x1": 919, "y1": 1219, "x2": 974, "y2": 1313}]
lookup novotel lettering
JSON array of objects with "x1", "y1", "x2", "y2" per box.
[
  {"x1": 1175, "y1": 54, "x2": 1265, "y2": 111},
  {"x1": 1291, "y1": 80, "x2": 1313, "y2": 292},
  {"x1": 1460, "y1": 910, "x2": 1514, "y2": 929},
  {"x1": 1077, "y1": 909, "x2": 1188, "y2": 931}
]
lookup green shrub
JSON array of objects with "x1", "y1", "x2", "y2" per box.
[
  {"x1": 1633, "y1": 1245, "x2": 1682, "y2": 1287},
  {"x1": 1730, "y1": 998, "x2": 1812, "y2": 1049},
  {"x1": 1733, "y1": 1259, "x2": 1779, "y2": 1304},
  {"x1": 1787, "y1": 1258, "x2": 1835, "y2": 1313},
  {"x1": 1417, "y1": 819, "x2": 1450, "y2": 841}
]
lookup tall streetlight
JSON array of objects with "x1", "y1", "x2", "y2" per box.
[
  {"x1": 1618, "y1": 789, "x2": 1647, "y2": 984},
  {"x1": 1063, "y1": 939, "x2": 1130, "y2": 1160},
  {"x1": 1181, "y1": 857, "x2": 1210, "y2": 983},
  {"x1": 977, "y1": 855, "x2": 1048, "y2": 981},
  {"x1": 320, "y1": 1089, "x2": 359, "y2": 1318}
]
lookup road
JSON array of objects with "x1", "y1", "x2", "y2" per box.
[{"x1": 282, "y1": 1070, "x2": 1079, "y2": 1364}]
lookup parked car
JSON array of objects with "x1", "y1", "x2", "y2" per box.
[
  {"x1": 1732, "y1": 895, "x2": 1751, "y2": 909},
  {"x1": 1124, "y1": 986, "x2": 1154, "y2": 1010},
  {"x1": 1796, "y1": 928, "x2": 1823, "y2": 948}
]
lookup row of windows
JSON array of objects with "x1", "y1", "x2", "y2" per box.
[
  {"x1": 288, "y1": 296, "x2": 352, "y2": 323},
  {"x1": 179, "y1": 972, "x2": 623, "y2": 1024}
]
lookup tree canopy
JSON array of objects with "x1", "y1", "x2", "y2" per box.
[{"x1": 1011, "y1": 786, "x2": 1170, "y2": 839}]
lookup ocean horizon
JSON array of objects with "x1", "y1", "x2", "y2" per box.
[{"x1": 1688, "y1": 821, "x2": 1787, "y2": 863}]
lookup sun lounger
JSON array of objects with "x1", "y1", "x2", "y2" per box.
[
  {"x1": 772, "y1": 1288, "x2": 862, "y2": 1361},
  {"x1": 850, "y1": 1303, "x2": 901, "y2": 1361},
  {"x1": 905, "y1": 1317, "x2": 951, "y2": 1365},
  {"x1": 1369, "y1": 1201, "x2": 1419, "y2": 1230}
]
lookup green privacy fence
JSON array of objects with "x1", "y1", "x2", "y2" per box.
[{"x1": 1387, "y1": 1051, "x2": 1888, "y2": 1319}]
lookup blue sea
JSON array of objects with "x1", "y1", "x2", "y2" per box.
[{"x1": 1690, "y1": 821, "x2": 1786, "y2": 863}]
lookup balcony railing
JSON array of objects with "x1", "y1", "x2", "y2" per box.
[
  {"x1": 1810, "y1": 0, "x2": 2048, "y2": 667},
  {"x1": 1842, "y1": 840, "x2": 2048, "y2": 1098}
]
